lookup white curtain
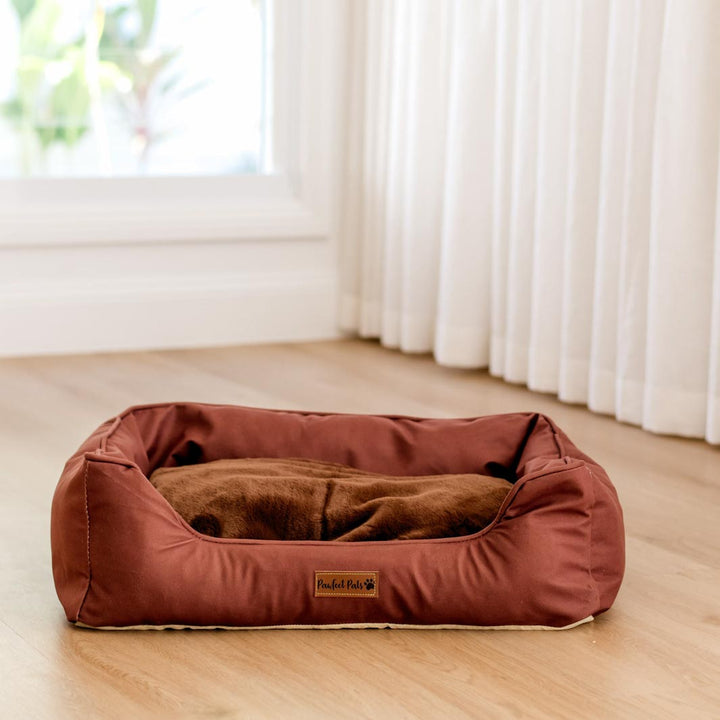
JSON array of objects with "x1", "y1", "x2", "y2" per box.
[{"x1": 338, "y1": 0, "x2": 720, "y2": 443}]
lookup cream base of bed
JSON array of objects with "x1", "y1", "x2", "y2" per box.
[{"x1": 75, "y1": 616, "x2": 594, "y2": 631}]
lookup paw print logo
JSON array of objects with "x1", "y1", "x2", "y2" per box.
[{"x1": 364, "y1": 578, "x2": 375, "y2": 591}]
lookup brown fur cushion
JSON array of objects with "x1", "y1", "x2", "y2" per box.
[{"x1": 149, "y1": 457, "x2": 513, "y2": 541}]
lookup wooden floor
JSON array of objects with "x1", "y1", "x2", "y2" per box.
[{"x1": 0, "y1": 339, "x2": 718, "y2": 719}]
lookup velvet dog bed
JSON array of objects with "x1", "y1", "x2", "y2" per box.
[{"x1": 51, "y1": 403, "x2": 625, "y2": 630}]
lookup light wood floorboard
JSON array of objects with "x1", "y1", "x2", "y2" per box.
[{"x1": 0, "y1": 339, "x2": 718, "y2": 719}]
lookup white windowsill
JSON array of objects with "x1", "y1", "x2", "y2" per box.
[{"x1": 0, "y1": 174, "x2": 326, "y2": 247}]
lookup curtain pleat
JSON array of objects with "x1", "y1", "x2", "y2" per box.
[
  {"x1": 502, "y1": 0, "x2": 540, "y2": 385},
  {"x1": 435, "y1": 0, "x2": 496, "y2": 367},
  {"x1": 615, "y1": 0, "x2": 665, "y2": 427},
  {"x1": 527, "y1": 1, "x2": 576, "y2": 393},
  {"x1": 559, "y1": 0, "x2": 609, "y2": 404},
  {"x1": 397, "y1": 1, "x2": 450, "y2": 352},
  {"x1": 488, "y1": 0, "x2": 518, "y2": 376},
  {"x1": 380, "y1": 0, "x2": 409, "y2": 347},
  {"x1": 339, "y1": 0, "x2": 720, "y2": 443},
  {"x1": 588, "y1": 0, "x2": 638, "y2": 417}
]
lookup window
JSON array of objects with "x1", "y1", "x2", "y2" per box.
[
  {"x1": 0, "y1": 0, "x2": 342, "y2": 249},
  {"x1": 0, "y1": 0, "x2": 269, "y2": 178}
]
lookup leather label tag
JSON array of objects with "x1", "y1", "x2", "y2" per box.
[{"x1": 314, "y1": 571, "x2": 379, "y2": 598}]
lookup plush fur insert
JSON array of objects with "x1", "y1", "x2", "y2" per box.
[{"x1": 149, "y1": 458, "x2": 513, "y2": 541}]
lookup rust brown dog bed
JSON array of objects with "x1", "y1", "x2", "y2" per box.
[{"x1": 51, "y1": 403, "x2": 625, "y2": 630}]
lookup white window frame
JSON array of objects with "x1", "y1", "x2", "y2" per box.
[{"x1": 0, "y1": 0, "x2": 345, "y2": 248}]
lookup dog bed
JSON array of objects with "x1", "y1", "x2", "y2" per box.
[{"x1": 51, "y1": 403, "x2": 625, "y2": 630}]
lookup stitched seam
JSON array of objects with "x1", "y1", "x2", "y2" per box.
[
  {"x1": 508, "y1": 412, "x2": 541, "y2": 478},
  {"x1": 313, "y1": 593, "x2": 378, "y2": 598},
  {"x1": 315, "y1": 570, "x2": 379, "y2": 574},
  {"x1": 585, "y1": 465, "x2": 600, "y2": 615},
  {"x1": 542, "y1": 414, "x2": 566, "y2": 458},
  {"x1": 75, "y1": 458, "x2": 92, "y2": 622}
]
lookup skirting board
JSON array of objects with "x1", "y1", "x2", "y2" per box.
[{"x1": 0, "y1": 270, "x2": 340, "y2": 357}]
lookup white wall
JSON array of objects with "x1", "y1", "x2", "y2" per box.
[{"x1": 0, "y1": 236, "x2": 339, "y2": 356}]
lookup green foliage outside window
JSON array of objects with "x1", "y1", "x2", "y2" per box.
[{"x1": 1, "y1": 0, "x2": 202, "y2": 173}]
